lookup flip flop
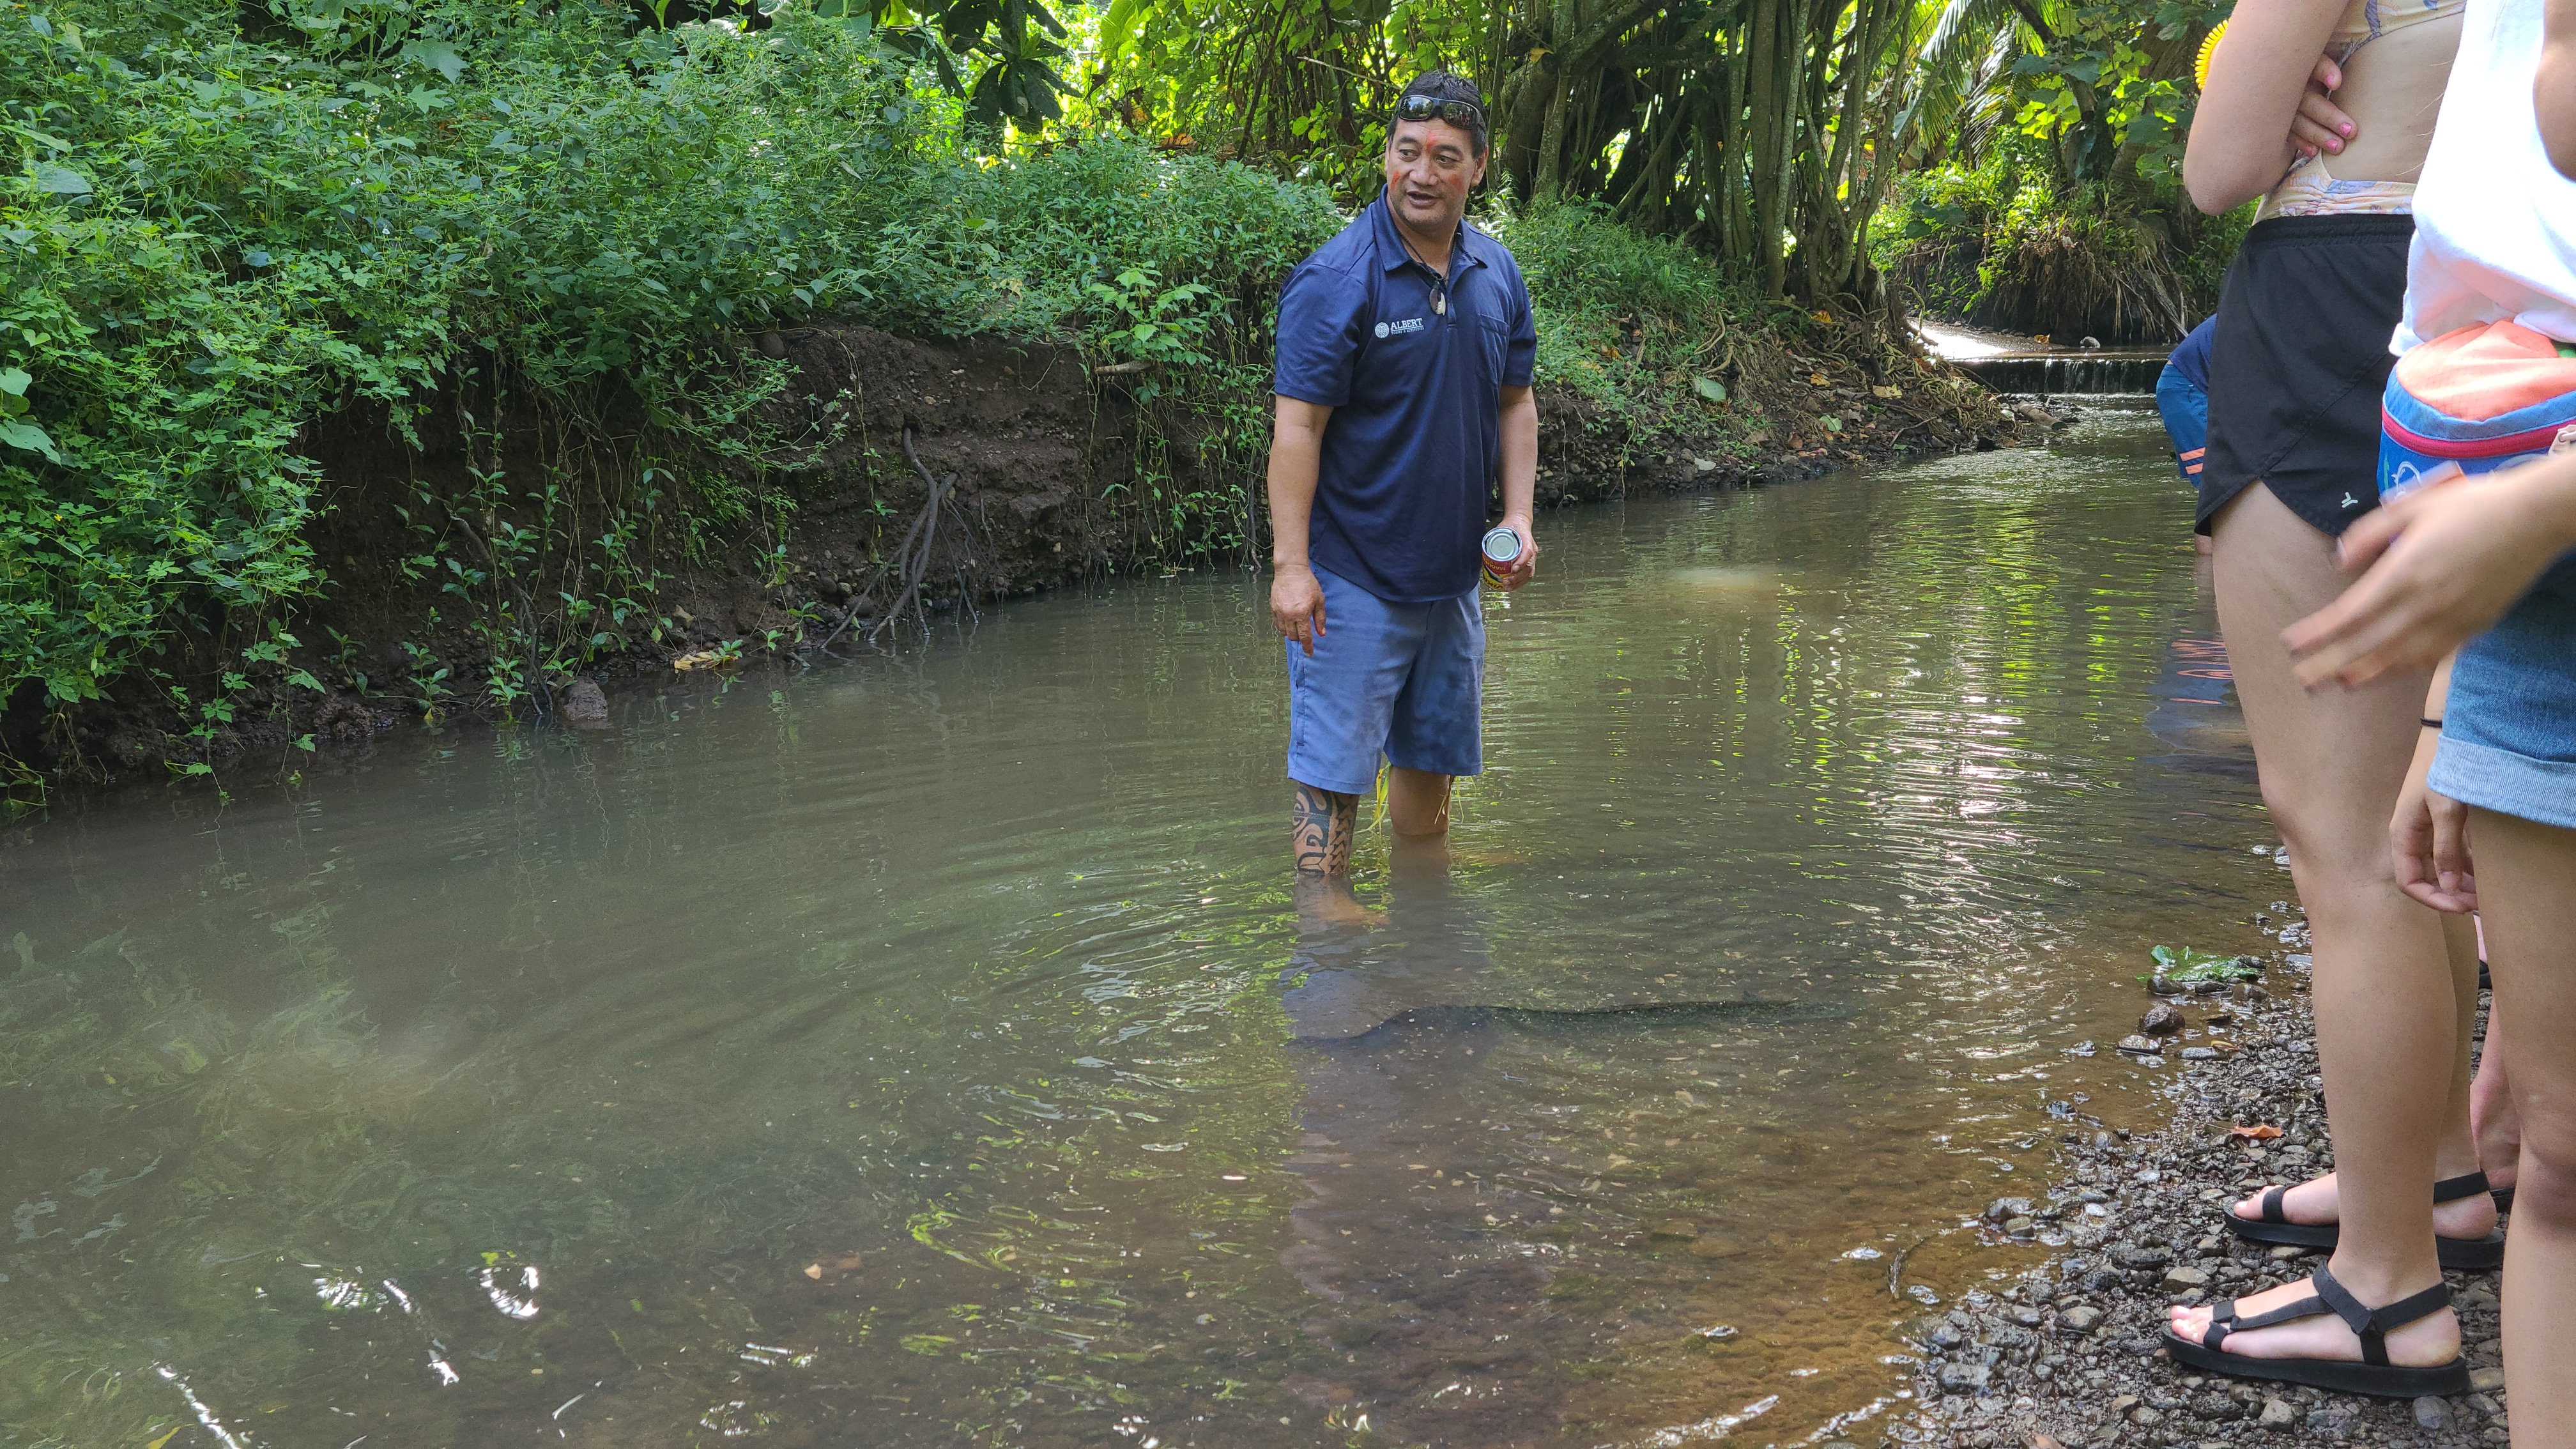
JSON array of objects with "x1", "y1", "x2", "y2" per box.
[
  {"x1": 2494, "y1": 1183, "x2": 2515, "y2": 1213},
  {"x1": 2223, "y1": 1171, "x2": 2505, "y2": 1271},
  {"x1": 2163, "y1": 1264, "x2": 2470, "y2": 1397}
]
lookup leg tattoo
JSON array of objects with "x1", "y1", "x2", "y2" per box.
[{"x1": 1291, "y1": 783, "x2": 1358, "y2": 877}]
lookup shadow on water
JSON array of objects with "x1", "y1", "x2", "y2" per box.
[
  {"x1": 1296, "y1": 997, "x2": 1859, "y2": 1052},
  {"x1": 1273, "y1": 849, "x2": 1884, "y2": 1443},
  {"x1": 0, "y1": 402, "x2": 2278, "y2": 1446}
]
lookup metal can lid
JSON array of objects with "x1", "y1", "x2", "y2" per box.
[{"x1": 1480, "y1": 526, "x2": 1522, "y2": 563}]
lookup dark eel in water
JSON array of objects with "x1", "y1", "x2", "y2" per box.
[{"x1": 1293, "y1": 997, "x2": 1854, "y2": 1051}]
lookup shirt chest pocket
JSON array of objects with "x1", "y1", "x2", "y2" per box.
[{"x1": 1473, "y1": 314, "x2": 1508, "y2": 385}]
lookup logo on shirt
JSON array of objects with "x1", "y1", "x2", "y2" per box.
[{"x1": 1374, "y1": 318, "x2": 1425, "y2": 339}]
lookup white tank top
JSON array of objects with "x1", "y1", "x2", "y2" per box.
[{"x1": 2393, "y1": 0, "x2": 2576, "y2": 352}]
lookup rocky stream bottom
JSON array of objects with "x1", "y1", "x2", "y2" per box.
[{"x1": 1892, "y1": 937, "x2": 2509, "y2": 1449}]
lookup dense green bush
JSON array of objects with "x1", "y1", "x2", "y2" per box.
[
  {"x1": 0, "y1": 0, "x2": 1349, "y2": 727},
  {"x1": 1498, "y1": 201, "x2": 1758, "y2": 411},
  {"x1": 2, "y1": 0, "x2": 1788, "y2": 747},
  {"x1": 1869, "y1": 139, "x2": 2250, "y2": 343}
]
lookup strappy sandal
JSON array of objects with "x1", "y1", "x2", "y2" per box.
[
  {"x1": 2223, "y1": 1170, "x2": 2505, "y2": 1270},
  {"x1": 2161, "y1": 1264, "x2": 2471, "y2": 1397}
]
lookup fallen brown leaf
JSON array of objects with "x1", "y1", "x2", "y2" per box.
[{"x1": 2227, "y1": 1124, "x2": 2283, "y2": 1142}]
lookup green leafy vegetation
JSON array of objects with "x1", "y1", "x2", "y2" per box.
[
  {"x1": 4, "y1": 0, "x2": 2025, "y2": 781},
  {"x1": 2149, "y1": 944, "x2": 2262, "y2": 983},
  {"x1": 1078, "y1": 0, "x2": 2229, "y2": 324},
  {"x1": 0, "y1": 0, "x2": 1338, "y2": 741},
  {"x1": 1088, "y1": 0, "x2": 1919, "y2": 302},
  {"x1": 1870, "y1": 0, "x2": 2245, "y2": 340}
]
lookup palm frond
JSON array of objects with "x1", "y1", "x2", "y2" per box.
[{"x1": 1890, "y1": 0, "x2": 2035, "y2": 161}]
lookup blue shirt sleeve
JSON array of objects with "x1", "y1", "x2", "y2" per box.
[
  {"x1": 1503, "y1": 265, "x2": 1537, "y2": 389},
  {"x1": 1274, "y1": 262, "x2": 1369, "y2": 407}
]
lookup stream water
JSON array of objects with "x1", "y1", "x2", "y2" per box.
[{"x1": 1, "y1": 404, "x2": 2296, "y2": 1447}]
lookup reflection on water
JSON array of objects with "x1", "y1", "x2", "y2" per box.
[
  {"x1": 1666, "y1": 564, "x2": 1790, "y2": 595},
  {"x1": 0, "y1": 404, "x2": 2286, "y2": 1446}
]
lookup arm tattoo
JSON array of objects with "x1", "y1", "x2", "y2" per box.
[{"x1": 1291, "y1": 783, "x2": 1358, "y2": 877}]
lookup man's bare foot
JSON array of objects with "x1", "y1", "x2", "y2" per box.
[
  {"x1": 2230, "y1": 1170, "x2": 2499, "y2": 1239},
  {"x1": 2168, "y1": 1271, "x2": 2459, "y2": 1367},
  {"x1": 1293, "y1": 877, "x2": 1384, "y2": 931}
]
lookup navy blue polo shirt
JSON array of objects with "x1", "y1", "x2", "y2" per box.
[{"x1": 1273, "y1": 195, "x2": 1537, "y2": 603}]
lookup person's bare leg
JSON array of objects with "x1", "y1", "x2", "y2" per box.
[
  {"x1": 2441, "y1": 908, "x2": 2485, "y2": 1178},
  {"x1": 2474, "y1": 911, "x2": 2524, "y2": 1199},
  {"x1": 2170, "y1": 484, "x2": 2458, "y2": 1367},
  {"x1": 1291, "y1": 781, "x2": 1374, "y2": 927},
  {"x1": 2467, "y1": 808, "x2": 2576, "y2": 1447},
  {"x1": 1385, "y1": 767, "x2": 1453, "y2": 839},
  {"x1": 2475, "y1": 1000, "x2": 2522, "y2": 1198},
  {"x1": 2227, "y1": 909, "x2": 2495, "y2": 1237},
  {"x1": 1292, "y1": 781, "x2": 1358, "y2": 875}
]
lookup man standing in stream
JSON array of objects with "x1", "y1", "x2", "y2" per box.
[{"x1": 1266, "y1": 70, "x2": 1540, "y2": 881}]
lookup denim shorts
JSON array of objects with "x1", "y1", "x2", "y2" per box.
[
  {"x1": 1284, "y1": 565, "x2": 1483, "y2": 794},
  {"x1": 2428, "y1": 558, "x2": 2576, "y2": 829}
]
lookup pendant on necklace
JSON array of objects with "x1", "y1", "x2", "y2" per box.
[{"x1": 1432, "y1": 290, "x2": 1447, "y2": 316}]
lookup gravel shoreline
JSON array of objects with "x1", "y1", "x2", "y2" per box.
[{"x1": 1893, "y1": 924, "x2": 2508, "y2": 1449}]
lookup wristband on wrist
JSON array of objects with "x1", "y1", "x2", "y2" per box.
[{"x1": 2422, "y1": 717, "x2": 2444, "y2": 730}]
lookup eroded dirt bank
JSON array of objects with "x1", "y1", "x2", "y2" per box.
[{"x1": 3, "y1": 318, "x2": 2040, "y2": 786}]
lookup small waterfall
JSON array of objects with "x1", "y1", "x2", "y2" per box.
[
  {"x1": 1910, "y1": 323, "x2": 2172, "y2": 396},
  {"x1": 1950, "y1": 353, "x2": 2166, "y2": 395}
]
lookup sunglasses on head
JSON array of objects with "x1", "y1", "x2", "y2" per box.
[{"x1": 1394, "y1": 94, "x2": 1484, "y2": 130}]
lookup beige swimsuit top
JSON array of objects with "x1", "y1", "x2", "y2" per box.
[{"x1": 2258, "y1": 0, "x2": 2465, "y2": 220}]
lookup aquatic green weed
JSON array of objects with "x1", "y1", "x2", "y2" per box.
[{"x1": 2147, "y1": 945, "x2": 2260, "y2": 984}]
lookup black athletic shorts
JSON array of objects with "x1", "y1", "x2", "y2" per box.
[{"x1": 2198, "y1": 213, "x2": 2415, "y2": 537}]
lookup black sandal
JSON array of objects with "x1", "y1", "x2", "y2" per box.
[
  {"x1": 2223, "y1": 1170, "x2": 2506, "y2": 1270},
  {"x1": 2161, "y1": 1264, "x2": 2470, "y2": 1397}
]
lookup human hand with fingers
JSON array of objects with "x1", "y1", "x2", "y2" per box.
[
  {"x1": 1492, "y1": 516, "x2": 1538, "y2": 591},
  {"x1": 2391, "y1": 710, "x2": 2477, "y2": 913},
  {"x1": 2283, "y1": 456, "x2": 2576, "y2": 689},
  {"x1": 2290, "y1": 54, "x2": 2359, "y2": 159},
  {"x1": 1273, "y1": 562, "x2": 1328, "y2": 656}
]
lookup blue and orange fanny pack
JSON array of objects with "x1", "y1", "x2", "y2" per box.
[{"x1": 2380, "y1": 320, "x2": 2576, "y2": 500}]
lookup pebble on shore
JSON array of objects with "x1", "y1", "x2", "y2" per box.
[{"x1": 1896, "y1": 927, "x2": 2506, "y2": 1449}]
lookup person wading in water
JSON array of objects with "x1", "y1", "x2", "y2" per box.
[{"x1": 1265, "y1": 71, "x2": 1539, "y2": 894}]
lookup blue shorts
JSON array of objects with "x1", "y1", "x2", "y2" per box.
[
  {"x1": 2429, "y1": 558, "x2": 2576, "y2": 829},
  {"x1": 1285, "y1": 565, "x2": 1483, "y2": 795}
]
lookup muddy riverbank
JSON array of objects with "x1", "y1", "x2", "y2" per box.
[
  {"x1": 2, "y1": 319, "x2": 2043, "y2": 788},
  {"x1": 1900, "y1": 923, "x2": 2508, "y2": 1449}
]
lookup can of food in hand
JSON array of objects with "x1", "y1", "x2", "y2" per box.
[{"x1": 1480, "y1": 525, "x2": 1524, "y2": 589}]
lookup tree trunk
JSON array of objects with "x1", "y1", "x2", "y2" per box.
[
  {"x1": 1747, "y1": 0, "x2": 1788, "y2": 297},
  {"x1": 1534, "y1": 0, "x2": 1582, "y2": 200}
]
